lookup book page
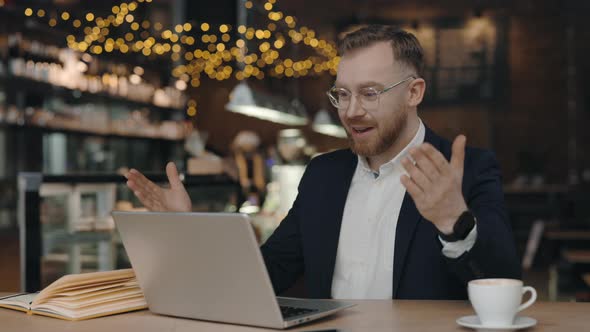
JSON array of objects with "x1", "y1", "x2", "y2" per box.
[
  {"x1": 39, "y1": 276, "x2": 135, "y2": 295},
  {"x1": 39, "y1": 288, "x2": 144, "y2": 309},
  {"x1": 41, "y1": 269, "x2": 134, "y2": 292},
  {"x1": 33, "y1": 269, "x2": 136, "y2": 304},
  {"x1": 51, "y1": 280, "x2": 139, "y2": 297},
  {"x1": 32, "y1": 295, "x2": 147, "y2": 320},
  {"x1": 51, "y1": 284, "x2": 140, "y2": 302},
  {"x1": 25, "y1": 269, "x2": 147, "y2": 320},
  {"x1": 0, "y1": 293, "x2": 37, "y2": 312},
  {"x1": 34, "y1": 280, "x2": 138, "y2": 305}
]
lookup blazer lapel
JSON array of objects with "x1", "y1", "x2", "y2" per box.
[
  {"x1": 319, "y1": 150, "x2": 357, "y2": 298},
  {"x1": 392, "y1": 126, "x2": 443, "y2": 298}
]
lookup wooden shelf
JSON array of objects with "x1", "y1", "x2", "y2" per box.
[
  {"x1": 503, "y1": 184, "x2": 569, "y2": 194},
  {"x1": 0, "y1": 7, "x2": 172, "y2": 74},
  {"x1": 0, "y1": 123, "x2": 186, "y2": 142},
  {"x1": 545, "y1": 230, "x2": 590, "y2": 241},
  {"x1": 3, "y1": 76, "x2": 184, "y2": 114},
  {"x1": 35, "y1": 173, "x2": 237, "y2": 187},
  {"x1": 562, "y1": 249, "x2": 590, "y2": 264}
]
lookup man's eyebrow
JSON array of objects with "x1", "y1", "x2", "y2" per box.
[
  {"x1": 334, "y1": 81, "x2": 383, "y2": 89},
  {"x1": 358, "y1": 81, "x2": 383, "y2": 88}
]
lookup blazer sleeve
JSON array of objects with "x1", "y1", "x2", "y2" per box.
[
  {"x1": 443, "y1": 150, "x2": 521, "y2": 283},
  {"x1": 259, "y1": 164, "x2": 311, "y2": 295}
]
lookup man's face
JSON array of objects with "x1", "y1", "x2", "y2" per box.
[{"x1": 335, "y1": 41, "x2": 411, "y2": 158}]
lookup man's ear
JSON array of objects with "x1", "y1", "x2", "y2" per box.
[{"x1": 407, "y1": 78, "x2": 426, "y2": 107}]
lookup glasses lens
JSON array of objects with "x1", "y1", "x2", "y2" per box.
[
  {"x1": 327, "y1": 91, "x2": 339, "y2": 108},
  {"x1": 328, "y1": 88, "x2": 350, "y2": 109},
  {"x1": 360, "y1": 88, "x2": 380, "y2": 101},
  {"x1": 359, "y1": 88, "x2": 380, "y2": 110}
]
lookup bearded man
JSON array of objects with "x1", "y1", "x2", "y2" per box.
[{"x1": 126, "y1": 25, "x2": 520, "y2": 300}]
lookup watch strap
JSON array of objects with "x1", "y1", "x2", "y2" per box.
[{"x1": 438, "y1": 210, "x2": 476, "y2": 242}]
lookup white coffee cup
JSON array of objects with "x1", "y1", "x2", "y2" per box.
[{"x1": 468, "y1": 278, "x2": 537, "y2": 327}]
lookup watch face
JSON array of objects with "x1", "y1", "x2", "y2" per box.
[
  {"x1": 454, "y1": 211, "x2": 475, "y2": 239},
  {"x1": 437, "y1": 211, "x2": 475, "y2": 242}
]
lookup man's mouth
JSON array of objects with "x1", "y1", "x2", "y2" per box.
[{"x1": 351, "y1": 126, "x2": 374, "y2": 134}]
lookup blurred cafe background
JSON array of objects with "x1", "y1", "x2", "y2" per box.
[{"x1": 0, "y1": 0, "x2": 590, "y2": 302}]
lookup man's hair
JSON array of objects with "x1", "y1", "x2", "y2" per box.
[{"x1": 338, "y1": 25, "x2": 425, "y2": 77}]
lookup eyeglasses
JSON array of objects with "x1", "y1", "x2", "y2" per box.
[{"x1": 326, "y1": 76, "x2": 416, "y2": 111}]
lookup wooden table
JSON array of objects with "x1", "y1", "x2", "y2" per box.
[
  {"x1": 543, "y1": 231, "x2": 590, "y2": 300},
  {"x1": 1, "y1": 293, "x2": 589, "y2": 331}
]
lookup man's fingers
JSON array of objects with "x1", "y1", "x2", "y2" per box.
[
  {"x1": 420, "y1": 143, "x2": 450, "y2": 175},
  {"x1": 401, "y1": 157, "x2": 431, "y2": 191},
  {"x1": 400, "y1": 175, "x2": 423, "y2": 202},
  {"x1": 127, "y1": 175, "x2": 151, "y2": 197},
  {"x1": 128, "y1": 177, "x2": 161, "y2": 205},
  {"x1": 127, "y1": 169, "x2": 151, "y2": 190},
  {"x1": 138, "y1": 190, "x2": 168, "y2": 212},
  {"x1": 146, "y1": 178, "x2": 164, "y2": 196},
  {"x1": 409, "y1": 148, "x2": 439, "y2": 182},
  {"x1": 126, "y1": 179, "x2": 138, "y2": 192},
  {"x1": 166, "y1": 162, "x2": 183, "y2": 189},
  {"x1": 131, "y1": 169, "x2": 153, "y2": 186},
  {"x1": 130, "y1": 170, "x2": 161, "y2": 195},
  {"x1": 126, "y1": 169, "x2": 170, "y2": 212},
  {"x1": 450, "y1": 135, "x2": 466, "y2": 174},
  {"x1": 133, "y1": 190, "x2": 154, "y2": 210}
]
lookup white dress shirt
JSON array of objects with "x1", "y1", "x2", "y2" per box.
[{"x1": 331, "y1": 120, "x2": 477, "y2": 299}]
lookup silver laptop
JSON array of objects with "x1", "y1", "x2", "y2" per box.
[{"x1": 113, "y1": 211, "x2": 354, "y2": 329}]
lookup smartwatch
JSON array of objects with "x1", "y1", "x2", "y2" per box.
[{"x1": 438, "y1": 210, "x2": 476, "y2": 242}]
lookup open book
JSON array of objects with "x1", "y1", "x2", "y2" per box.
[{"x1": 0, "y1": 269, "x2": 147, "y2": 321}]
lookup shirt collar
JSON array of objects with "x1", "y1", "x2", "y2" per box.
[{"x1": 357, "y1": 119, "x2": 426, "y2": 177}]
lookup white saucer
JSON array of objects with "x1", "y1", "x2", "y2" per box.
[{"x1": 456, "y1": 315, "x2": 537, "y2": 331}]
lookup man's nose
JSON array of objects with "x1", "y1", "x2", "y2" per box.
[{"x1": 344, "y1": 95, "x2": 367, "y2": 119}]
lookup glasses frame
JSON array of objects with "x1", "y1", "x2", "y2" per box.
[{"x1": 326, "y1": 75, "x2": 416, "y2": 111}]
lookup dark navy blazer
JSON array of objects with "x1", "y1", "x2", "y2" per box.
[{"x1": 260, "y1": 126, "x2": 521, "y2": 300}]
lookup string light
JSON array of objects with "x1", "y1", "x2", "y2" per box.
[
  {"x1": 30, "y1": 0, "x2": 340, "y2": 89},
  {"x1": 187, "y1": 105, "x2": 197, "y2": 116}
]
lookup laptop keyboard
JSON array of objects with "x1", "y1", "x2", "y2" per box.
[{"x1": 280, "y1": 305, "x2": 318, "y2": 319}]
